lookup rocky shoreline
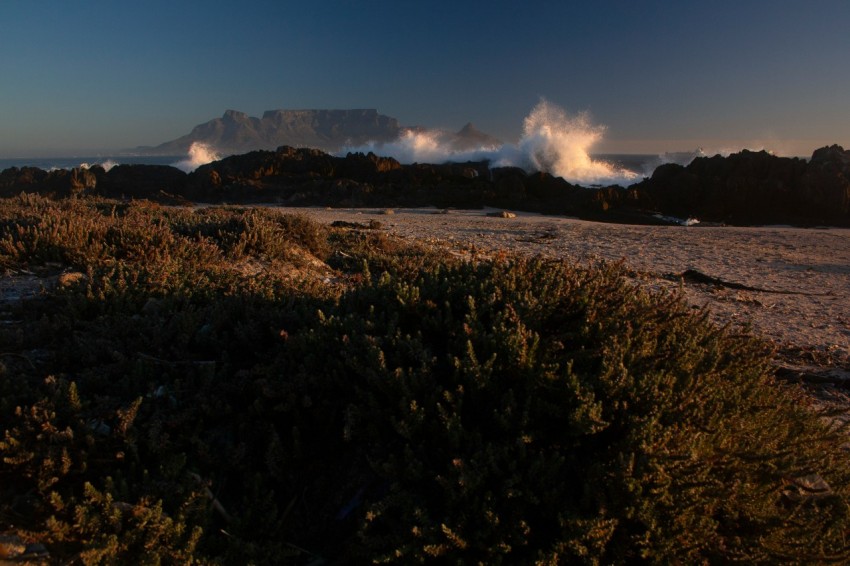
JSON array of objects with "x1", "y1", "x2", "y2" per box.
[{"x1": 2, "y1": 144, "x2": 849, "y2": 227}]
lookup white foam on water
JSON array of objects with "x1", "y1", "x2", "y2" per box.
[
  {"x1": 342, "y1": 99, "x2": 639, "y2": 186},
  {"x1": 173, "y1": 142, "x2": 220, "y2": 172}
]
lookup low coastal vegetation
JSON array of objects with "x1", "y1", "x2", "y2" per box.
[{"x1": 1, "y1": 194, "x2": 849, "y2": 564}]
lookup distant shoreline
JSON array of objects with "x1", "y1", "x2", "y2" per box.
[
  {"x1": 0, "y1": 152, "x2": 663, "y2": 171},
  {"x1": 0, "y1": 155, "x2": 184, "y2": 171}
]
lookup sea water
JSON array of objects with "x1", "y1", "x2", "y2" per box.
[
  {"x1": 0, "y1": 155, "x2": 183, "y2": 172},
  {"x1": 0, "y1": 102, "x2": 706, "y2": 184},
  {"x1": 0, "y1": 152, "x2": 697, "y2": 187}
]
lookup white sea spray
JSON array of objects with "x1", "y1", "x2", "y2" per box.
[
  {"x1": 173, "y1": 142, "x2": 220, "y2": 173},
  {"x1": 342, "y1": 99, "x2": 639, "y2": 186}
]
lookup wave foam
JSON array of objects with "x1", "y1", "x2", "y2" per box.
[
  {"x1": 97, "y1": 159, "x2": 118, "y2": 172},
  {"x1": 512, "y1": 100, "x2": 638, "y2": 185},
  {"x1": 344, "y1": 129, "x2": 499, "y2": 165},
  {"x1": 173, "y1": 142, "x2": 220, "y2": 173},
  {"x1": 342, "y1": 99, "x2": 638, "y2": 186}
]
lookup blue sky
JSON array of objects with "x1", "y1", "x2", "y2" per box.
[{"x1": 1, "y1": 0, "x2": 848, "y2": 157}]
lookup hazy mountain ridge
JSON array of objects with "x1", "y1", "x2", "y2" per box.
[
  {"x1": 141, "y1": 109, "x2": 502, "y2": 156},
  {"x1": 142, "y1": 109, "x2": 402, "y2": 155}
]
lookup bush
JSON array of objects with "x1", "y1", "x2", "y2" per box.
[
  {"x1": 277, "y1": 259, "x2": 850, "y2": 563},
  {"x1": 1, "y1": 195, "x2": 848, "y2": 563}
]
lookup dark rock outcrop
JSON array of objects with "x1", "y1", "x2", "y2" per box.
[
  {"x1": 99, "y1": 165, "x2": 187, "y2": 200},
  {"x1": 0, "y1": 166, "x2": 100, "y2": 198},
  {"x1": 0, "y1": 164, "x2": 189, "y2": 201},
  {"x1": 0, "y1": 167, "x2": 50, "y2": 196},
  {"x1": 799, "y1": 145, "x2": 850, "y2": 222},
  {"x1": 632, "y1": 148, "x2": 848, "y2": 225},
  {"x1": 3, "y1": 145, "x2": 849, "y2": 227},
  {"x1": 183, "y1": 146, "x2": 493, "y2": 207},
  {"x1": 181, "y1": 144, "x2": 850, "y2": 225}
]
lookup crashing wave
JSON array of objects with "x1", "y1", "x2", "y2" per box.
[{"x1": 342, "y1": 99, "x2": 638, "y2": 186}]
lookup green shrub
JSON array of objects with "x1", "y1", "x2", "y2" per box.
[
  {"x1": 277, "y1": 258, "x2": 850, "y2": 563},
  {"x1": 1, "y1": 195, "x2": 848, "y2": 564},
  {"x1": 45, "y1": 481, "x2": 204, "y2": 565}
]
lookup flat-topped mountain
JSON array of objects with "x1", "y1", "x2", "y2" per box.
[
  {"x1": 142, "y1": 109, "x2": 505, "y2": 156},
  {"x1": 145, "y1": 109, "x2": 404, "y2": 155}
]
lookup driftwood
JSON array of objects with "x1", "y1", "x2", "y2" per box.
[
  {"x1": 671, "y1": 269, "x2": 815, "y2": 295},
  {"x1": 330, "y1": 219, "x2": 383, "y2": 230},
  {"x1": 774, "y1": 365, "x2": 850, "y2": 388},
  {"x1": 781, "y1": 474, "x2": 836, "y2": 505},
  {"x1": 189, "y1": 472, "x2": 234, "y2": 524}
]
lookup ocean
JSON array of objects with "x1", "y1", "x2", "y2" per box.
[
  {"x1": 0, "y1": 155, "x2": 183, "y2": 172},
  {"x1": 0, "y1": 153, "x2": 689, "y2": 183}
]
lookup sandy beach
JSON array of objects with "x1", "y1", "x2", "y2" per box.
[{"x1": 286, "y1": 206, "x2": 850, "y2": 382}]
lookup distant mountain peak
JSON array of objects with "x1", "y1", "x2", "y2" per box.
[
  {"x1": 453, "y1": 122, "x2": 502, "y2": 150},
  {"x1": 142, "y1": 109, "x2": 502, "y2": 157}
]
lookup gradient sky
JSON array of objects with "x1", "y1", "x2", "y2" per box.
[{"x1": 1, "y1": 0, "x2": 848, "y2": 157}]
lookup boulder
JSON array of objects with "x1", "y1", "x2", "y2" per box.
[
  {"x1": 0, "y1": 167, "x2": 50, "y2": 196},
  {"x1": 100, "y1": 165, "x2": 187, "y2": 199},
  {"x1": 337, "y1": 151, "x2": 403, "y2": 180},
  {"x1": 800, "y1": 145, "x2": 850, "y2": 222},
  {"x1": 635, "y1": 150, "x2": 812, "y2": 224},
  {"x1": 0, "y1": 166, "x2": 100, "y2": 198}
]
